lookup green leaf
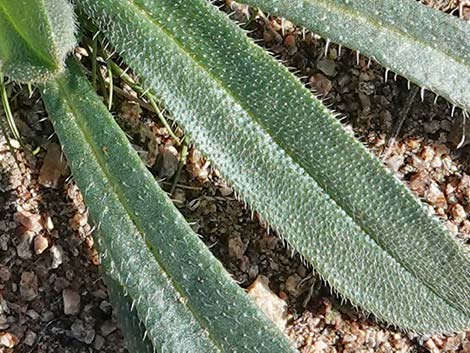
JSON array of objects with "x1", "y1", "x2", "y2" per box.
[
  {"x1": 75, "y1": 0, "x2": 470, "y2": 333},
  {"x1": 0, "y1": 0, "x2": 76, "y2": 82},
  {"x1": 40, "y1": 60, "x2": 297, "y2": 353},
  {"x1": 100, "y1": 269, "x2": 154, "y2": 353},
  {"x1": 240, "y1": 0, "x2": 470, "y2": 112}
]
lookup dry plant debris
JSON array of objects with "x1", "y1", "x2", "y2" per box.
[{"x1": 1, "y1": 0, "x2": 470, "y2": 352}]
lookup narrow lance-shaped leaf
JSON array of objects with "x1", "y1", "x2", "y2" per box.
[
  {"x1": 100, "y1": 271, "x2": 154, "y2": 353},
  {"x1": 40, "y1": 60, "x2": 298, "y2": 353},
  {"x1": 0, "y1": 0, "x2": 76, "y2": 82},
  {"x1": 75, "y1": 0, "x2": 470, "y2": 333},
  {"x1": 240, "y1": 0, "x2": 470, "y2": 112}
]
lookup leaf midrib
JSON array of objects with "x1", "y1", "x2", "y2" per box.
[
  {"x1": 55, "y1": 77, "x2": 224, "y2": 353},
  {"x1": 125, "y1": 0, "x2": 464, "y2": 316}
]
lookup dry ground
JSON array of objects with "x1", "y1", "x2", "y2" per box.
[{"x1": 1, "y1": 1, "x2": 470, "y2": 352}]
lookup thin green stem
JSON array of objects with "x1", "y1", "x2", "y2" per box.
[
  {"x1": 106, "y1": 61, "x2": 113, "y2": 111},
  {"x1": 27, "y1": 82, "x2": 33, "y2": 98},
  {"x1": 0, "y1": 110, "x2": 19, "y2": 165},
  {"x1": 148, "y1": 97, "x2": 180, "y2": 144},
  {"x1": 97, "y1": 64, "x2": 109, "y2": 104},
  {"x1": 91, "y1": 37, "x2": 98, "y2": 89},
  {"x1": 108, "y1": 61, "x2": 181, "y2": 144},
  {"x1": 0, "y1": 73, "x2": 25, "y2": 149}
]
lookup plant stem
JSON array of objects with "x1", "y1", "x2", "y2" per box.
[
  {"x1": 108, "y1": 61, "x2": 181, "y2": 144},
  {"x1": 91, "y1": 37, "x2": 98, "y2": 89},
  {"x1": 171, "y1": 136, "x2": 189, "y2": 195},
  {"x1": 0, "y1": 113, "x2": 20, "y2": 165},
  {"x1": 106, "y1": 61, "x2": 113, "y2": 111},
  {"x1": 0, "y1": 73, "x2": 25, "y2": 150}
]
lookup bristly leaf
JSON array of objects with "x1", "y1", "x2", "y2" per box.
[
  {"x1": 240, "y1": 0, "x2": 470, "y2": 112},
  {"x1": 0, "y1": 0, "x2": 76, "y2": 82},
  {"x1": 75, "y1": 0, "x2": 470, "y2": 333},
  {"x1": 40, "y1": 60, "x2": 298, "y2": 353},
  {"x1": 100, "y1": 271, "x2": 154, "y2": 353}
]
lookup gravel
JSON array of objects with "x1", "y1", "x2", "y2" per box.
[{"x1": 1, "y1": 1, "x2": 469, "y2": 352}]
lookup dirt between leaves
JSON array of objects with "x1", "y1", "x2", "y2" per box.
[{"x1": 1, "y1": 1, "x2": 470, "y2": 353}]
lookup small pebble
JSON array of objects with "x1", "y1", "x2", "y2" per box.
[
  {"x1": 409, "y1": 171, "x2": 430, "y2": 195},
  {"x1": 0, "y1": 332, "x2": 18, "y2": 348},
  {"x1": 219, "y1": 184, "x2": 233, "y2": 197},
  {"x1": 63, "y1": 289, "x2": 81, "y2": 315},
  {"x1": 425, "y1": 182, "x2": 447, "y2": 208},
  {"x1": 41, "y1": 311, "x2": 55, "y2": 322},
  {"x1": 93, "y1": 334, "x2": 106, "y2": 350},
  {"x1": 23, "y1": 330, "x2": 37, "y2": 346},
  {"x1": 461, "y1": 342, "x2": 470, "y2": 353},
  {"x1": 317, "y1": 59, "x2": 337, "y2": 77},
  {"x1": 450, "y1": 203, "x2": 466, "y2": 222},
  {"x1": 424, "y1": 338, "x2": 440, "y2": 353},
  {"x1": 16, "y1": 230, "x2": 35, "y2": 259},
  {"x1": 19, "y1": 271, "x2": 38, "y2": 301},
  {"x1": 440, "y1": 119, "x2": 452, "y2": 132},
  {"x1": 34, "y1": 234, "x2": 49, "y2": 255},
  {"x1": 309, "y1": 73, "x2": 332, "y2": 96},
  {"x1": 411, "y1": 155, "x2": 428, "y2": 170},
  {"x1": 313, "y1": 340, "x2": 328, "y2": 353},
  {"x1": 100, "y1": 320, "x2": 117, "y2": 337},
  {"x1": 460, "y1": 220, "x2": 470, "y2": 234},
  {"x1": 342, "y1": 334, "x2": 356, "y2": 343},
  {"x1": 430, "y1": 156, "x2": 443, "y2": 169},
  {"x1": 53, "y1": 277, "x2": 70, "y2": 293},
  {"x1": 423, "y1": 120, "x2": 440, "y2": 134},
  {"x1": 358, "y1": 81, "x2": 375, "y2": 96},
  {"x1": 446, "y1": 221, "x2": 459, "y2": 234},
  {"x1": 285, "y1": 274, "x2": 302, "y2": 297},
  {"x1": 99, "y1": 300, "x2": 112, "y2": 315},
  {"x1": 38, "y1": 143, "x2": 68, "y2": 188},
  {"x1": 26, "y1": 310, "x2": 39, "y2": 320},
  {"x1": 14, "y1": 211, "x2": 43, "y2": 234},
  {"x1": 50, "y1": 244, "x2": 64, "y2": 269},
  {"x1": 385, "y1": 155, "x2": 404, "y2": 172},
  {"x1": 187, "y1": 149, "x2": 209, "y2": 181},
  {"x1": 247, "y1": 275, "x2": 287, "y2": 330},
  {"x1": 227, "y1": 234, "x2": 247, "y2": 259},
  {"x1": 71, "y1": 212, "x2": 87, "y2": 231},
  {"x1": 156, "y1": 145, "x2": 179, "y2": 179},
  {"x1": 419, "y1": 146, "x2": 435, "y2": 162},
  {"x1": 283, "y1": 34, "x2": 297, "y2": 55},
  {"x1": 70, "y1": 319, "x2": 95, "y2": 344},
  {"x1": 0, "y1": 266, "x2": 11, "y2": 282},
  {"x1": 44, "y1": 215, "x2": 54, "y2": 231}
]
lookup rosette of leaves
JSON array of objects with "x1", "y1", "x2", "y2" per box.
[{"x1": 1, "y1": 0, "x2": 470, "y2": 351}]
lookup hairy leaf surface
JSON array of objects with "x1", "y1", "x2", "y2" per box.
[
  {"x1": 241, "y1": 0, "x2": 470, "y2": 112},
  {"x1": 74, "y1": 0, "x2": 470, "y2": 333},
  {"x1": 101, "y1": 271, "x2": 154, "y2": 353},
  {"x1": 41, "y1": 61, "x2": 297, "y2": 353},
  {"x1": 0, "y1": 0, "x2": 76, "y2": 82}
]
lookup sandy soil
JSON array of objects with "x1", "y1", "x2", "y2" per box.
[{"x1": 1, "y1": 1, "x2": 470, "y2": 352}]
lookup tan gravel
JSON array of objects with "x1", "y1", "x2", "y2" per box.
[{"x1": 1, "y1": 1, "x2": 470, "y2": 352}]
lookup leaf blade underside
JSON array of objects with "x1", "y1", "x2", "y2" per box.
[{"x1": 75, "y1": 0, "x2": 470, "y2": 334}]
